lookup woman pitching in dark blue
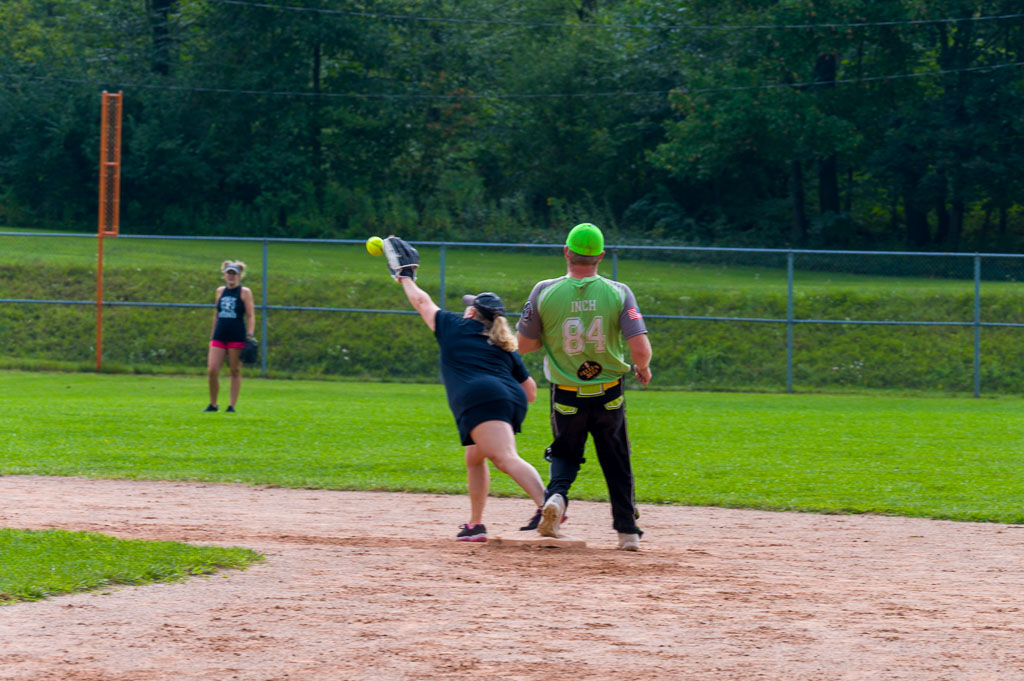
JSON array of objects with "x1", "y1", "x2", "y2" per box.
[
  {"x1": 206, "y1": 260, "x2": 256, "y2": 413},
  {"x1": 396, "y1": 268, "x2": 545, "y2": 542}
]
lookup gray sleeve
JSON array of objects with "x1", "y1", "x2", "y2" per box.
[
  {"x1": 617, "y1": 283, "x2": 648, "y2": 339},
  {"x1": 515, "y1": 281, "x2": 547, "y2": 339}
]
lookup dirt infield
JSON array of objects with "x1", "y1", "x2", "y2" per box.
[{"x1": 1, "y1": 476, "x2": 1022, "y2": 681}]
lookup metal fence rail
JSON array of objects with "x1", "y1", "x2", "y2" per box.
[{"x1": 3, "y1": 231, "x2": 1024, "y2": 395}]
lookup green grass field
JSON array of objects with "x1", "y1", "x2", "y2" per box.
[
  {"x1": 3, "y1": 370, "x2": 1021, "y2": 524},
  {"x1": 0, "y1": 228, "x2": 1003, "y2": 295},
  {"x1": 10, "y1": 229, "x2": 1024, "y2": 394},
  {"x1": 4, "y1": 230, "x2": 1024, "y2": 602},
  {"x1": 0, "y1": 529, "x2": 262, "y2": 604},
  {"x1": 4, "y1": 369, "x2": 1023, "y2": 602}
]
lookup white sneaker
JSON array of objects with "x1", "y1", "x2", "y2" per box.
[
  {"x1": 538, "y1": 494, "x2": 566, "y2": 537},
  {"x1": 617, "y1": 532, "x2": 640, "y2": 551}
]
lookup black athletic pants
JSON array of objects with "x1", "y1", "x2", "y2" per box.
[{"x1": 543, "y1": 382, "x2": 642, "y2": 536}]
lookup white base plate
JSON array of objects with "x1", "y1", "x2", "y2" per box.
[{"x1": 490, "y1": 534, "x2": 586, "y2": 548}]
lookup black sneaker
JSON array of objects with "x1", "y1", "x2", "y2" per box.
[
  {"x1": 520, "y1": 506, "x2": 568, "y2": 531},
  {"x1": 456, "y1": 523, "x2": 487, "y2": 542},
  {"x1": 203, "y1": 404, "x2": 218, "y2": 412},
  {"x1": 225, "y1": 406, "x2": 235, "y2": 413},
  {"x1": 520, "y1": 508, "x2": 543, "y2": 531}
]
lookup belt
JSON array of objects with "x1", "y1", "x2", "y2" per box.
[{"x1": 556, "y1": 378, "x2": 620, "y2": 395}]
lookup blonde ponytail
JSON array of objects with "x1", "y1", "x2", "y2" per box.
[{"x1": 485, "y1": 316, "x2": 517, "y2": 352}]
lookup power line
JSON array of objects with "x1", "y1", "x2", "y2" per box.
[
  {"x1": 681, "y1": 60, "x2": 1024, "y2": 95},
  {"x1": 2, "y1": 61, "x2": 1021, "y2": 100},
  {"x1": 201, "y1": 0, "x2": 1024, "y2": 32}
]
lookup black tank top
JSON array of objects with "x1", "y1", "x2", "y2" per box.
[{"x1": 213, "y1": 286, "x2": 247, "y2": 342}]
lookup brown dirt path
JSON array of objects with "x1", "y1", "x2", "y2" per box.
[{"x1": 1, "y1": 475, "x2": 1022, "y2": 681}]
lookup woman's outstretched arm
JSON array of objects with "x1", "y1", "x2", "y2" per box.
[{"x1": 400, "y1": 277, "x2": 441, "y2": 332}]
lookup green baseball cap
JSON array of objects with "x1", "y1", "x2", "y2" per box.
[{"x1": 566, "y1": 223, "x2": 604, "y2": 256}]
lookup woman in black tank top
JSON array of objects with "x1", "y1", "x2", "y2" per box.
[{"x1": 205, "y1": 260, "x2": 256, "y2": 413}]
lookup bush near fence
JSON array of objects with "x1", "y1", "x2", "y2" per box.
[{"x1": 4, "y1": 261, "x2": 1024, "y2": 394}]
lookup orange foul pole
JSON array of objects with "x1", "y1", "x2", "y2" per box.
[{"x1": 97, "y1": 91, "x2": 123, "y2": 371}]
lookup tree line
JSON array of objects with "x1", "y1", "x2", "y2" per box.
[{"x1": 1, "y1": 0, "x2": 1022, "y2": 251}]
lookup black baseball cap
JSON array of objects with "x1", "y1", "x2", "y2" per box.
[{"x1": 462, "y1": 292, "x2": 505, "y2": 321}]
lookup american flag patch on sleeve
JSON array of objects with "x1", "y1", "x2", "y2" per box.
[{"x1": 627, "y1": 307, "x2": 642, "y2": 320}]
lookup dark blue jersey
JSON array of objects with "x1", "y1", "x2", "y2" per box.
[{"x1": 433, "y1": 310, "x2": 530, "y2": 421}]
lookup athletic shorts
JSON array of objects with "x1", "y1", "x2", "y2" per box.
[
  {"x1": 456, "y1": 399, "x2": 526, "y2": 447},
  {"x1": 210, "y1": 340, "x2": 246, "y2": 349}
]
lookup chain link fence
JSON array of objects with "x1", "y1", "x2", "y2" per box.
[{"x1": 3, "y1": 231, "x2": 1024, "y2": 395}]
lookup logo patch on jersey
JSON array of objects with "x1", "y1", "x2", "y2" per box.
[
  {"x1": 219, "y1": 296, "x2": 238, "y2": 318},
  {"x1": 626, "y1": 307, "x2": 642, "y2": 321},
  {"x1": 520, "y1": 300, "x2": 533, "y2": 323},
  {"x1": 577, "y1": 360, "x2": 602, "y2": 381}
]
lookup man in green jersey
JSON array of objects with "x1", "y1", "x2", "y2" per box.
[{"x1": 516, "y1": 223, "x2": 653, "y2": 551}]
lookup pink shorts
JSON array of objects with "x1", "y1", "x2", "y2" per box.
[{"x1": 210, "y1": 340, "x2": 246, "y2": 349}]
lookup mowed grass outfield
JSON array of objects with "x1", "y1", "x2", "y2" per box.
[
  {"x1": 2, "y1": 370, "x2": 1022, "y2": 524},
  {"x1": 3, "y1": 369, "x2": 1024, "y2": 602},
  {"x1": 6, "y1": 234, "x2": 1024, "y2": 604}
]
